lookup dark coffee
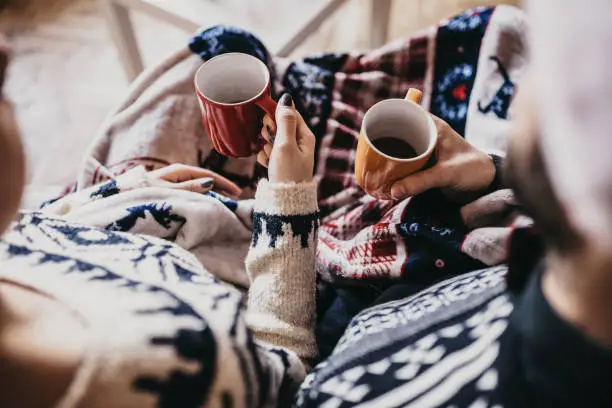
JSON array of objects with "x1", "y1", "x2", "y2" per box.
[{"x1": 372, "y1": 137, "x2": 418, "y2": 159}]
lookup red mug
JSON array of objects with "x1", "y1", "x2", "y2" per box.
[{"x1": 194, "y1": 53, "x2": 277, "y2": 158}]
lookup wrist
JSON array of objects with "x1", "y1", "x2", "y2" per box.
[
  {"x1": 487, "y1": 154, "x2": 504, "y2": 191},
  {"x1": 268, "y1": 162, "x2": 313, "y2": 184},
  {"x1": 469, "y1": 153, "x2": 501, "y2": 195}
]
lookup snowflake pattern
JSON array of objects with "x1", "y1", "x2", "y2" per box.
[
  {"x1": 295, "y1": 267, "x2": 512, "y2": 407},
  {"x1": 446, "y1": 8, "x2": 490, "y2": 32},
  {"x1": 430, "y1": 7, "x2": 493, "y2": 134},
  {"x1": 433, "y1": 63, "x2": 474, "y2": 123}
]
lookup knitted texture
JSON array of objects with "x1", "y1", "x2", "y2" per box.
[{"x1": 247, "y1": 180, "x2": 319, "y2": 368}]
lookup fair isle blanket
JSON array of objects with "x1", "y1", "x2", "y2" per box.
[{"x1": 52, "y1": 6, "x2": 528, "y2": 289}]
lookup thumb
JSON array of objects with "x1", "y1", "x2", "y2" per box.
[
  {"x1": 390, "y1": 166, "x2": 447, "y2": 200},
  {"x1": 274, "y1": 93, "x2": 297, "y2": 147}
]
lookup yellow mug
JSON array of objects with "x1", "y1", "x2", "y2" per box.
[{"x1": 355, "y1": 89, "x2": 437, "y2": 200}]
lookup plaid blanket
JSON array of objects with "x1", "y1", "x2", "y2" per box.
[{"x1": 59, "y1": 5, "x2": 528, "y2": 289}]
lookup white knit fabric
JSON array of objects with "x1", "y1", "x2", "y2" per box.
[{"x1": 1, "y1": 179, "x2": 319, "y2": 408}]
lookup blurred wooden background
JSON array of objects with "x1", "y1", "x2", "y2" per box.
[{"x1": 0, "y1": 0, "x2": 520, "y2": 191}]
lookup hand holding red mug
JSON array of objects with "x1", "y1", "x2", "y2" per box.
[{"x1": 257, "y1": 93, "x2": 316, "y2": 184}]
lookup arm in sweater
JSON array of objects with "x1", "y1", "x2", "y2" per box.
[{"x1": 245, "y1": 179, "x2": 319, "y2": 369}]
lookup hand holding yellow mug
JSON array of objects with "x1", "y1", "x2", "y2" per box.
[{"x1": 355, "y1": 88, "x2": 437, "y2": 200}]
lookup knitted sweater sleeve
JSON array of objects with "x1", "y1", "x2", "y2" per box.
[{"x1": 245, "y1": 179, "x2": 319, "y2": 369}]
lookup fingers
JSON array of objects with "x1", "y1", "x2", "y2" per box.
[
  {"x1": 261, "y1": 114, "x2": 276, "y2": 144},
  {"x1": 460, "y1": 189, "x2": 517, "y2": 228},
  {"x1": 263, "y1": 142, "x2": 273, "y2": 157},
  {"x1": 265, "y1": 94, "x2": 313, "y2": 153},
  {"x1": 390, "y1": 166, "x2": 448, "y2": 200},
  {"x1": 274, "y1": 93, "x2": 298, "y2": 147},
  {"x1": 170, "y1": 177, "x2": 241, "y2": 198},
  {"x1": 257, "y1": 150, "x2": 269, "y2": 167},
  {"x1": 195, "y1": 171, "x2": 241, "y2": 196},
  {"x1": 156, "y1": 164, "x2": 241, "y2": 195},
  {"x1": 171, "y1": 177, "x2": 214, "y2": 193},
  {"x1": 257, "y1": 143, "x2": 273, "y2": 167},
  {"x1": 431, "y1": 115, "x2": 452, "y2": 140}
]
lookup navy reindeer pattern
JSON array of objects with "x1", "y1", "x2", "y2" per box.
[
  {"x1": 0, "y1": 210, "x2": 310, "y2": 407},
  {"x1": 477, "y1": 56, "x2": 516, "y2": 119},
  {"x1": 105, "y1": 202, "x2": 187, "y2": 233}
]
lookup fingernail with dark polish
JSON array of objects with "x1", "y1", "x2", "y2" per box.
[
  {"x1": 202, "y1": 180, "x2": 213, "y2": 189},
  {"x1": 270, "y1": 134, "x2": 275, "y2": 144},
  {"x1": 279, "y1": 93, "x2": 293, "y2": 107}
]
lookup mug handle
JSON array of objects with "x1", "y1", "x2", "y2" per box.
[
  {"x1": 405, "y1": 88, "x2": 423, "y2": 104},
  {"x1": 254, "y1": 93, "x2": 277, "y2": 148},
  {"x1": 257, "y1": 93, "x2": 278, "y2": 119}
]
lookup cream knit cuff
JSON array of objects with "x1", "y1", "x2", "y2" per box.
[{"x1": 254, "y1": 179, "x2": 318, "y2": 216}]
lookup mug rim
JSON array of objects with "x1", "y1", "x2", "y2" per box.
[
  {"x1": 194, "y1": 52, "x2": 271, "y2": 108},
  {"x1": 362, "y1": 98, "x2": 437, "y2": 163}
]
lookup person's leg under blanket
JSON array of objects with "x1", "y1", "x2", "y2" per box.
[{"x1": 316, "y1": 285, "x2": 386, "y2": 360}]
